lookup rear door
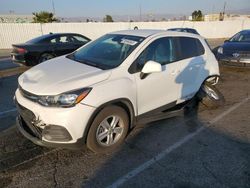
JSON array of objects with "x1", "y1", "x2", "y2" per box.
[
  {"x1": 50, "y1": 35, "x2": 76, "y2": 56},
  {"x1": 175, "y1": 37, "x2": 207, "y2": 102}
]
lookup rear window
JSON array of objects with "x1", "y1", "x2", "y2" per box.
[
  {"x1": 26, "y1": 34, "x2": 51, "y2": 44},
  {"x1": 177, "y1": 37, "x2": 205, "y2": 60}
]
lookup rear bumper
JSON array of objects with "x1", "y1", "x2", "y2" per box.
[{"x1": 11, "y1": 53, "x2": 27, "y2": 65}]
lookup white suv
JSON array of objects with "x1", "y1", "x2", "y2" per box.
[{"x1": 15, "y1": 30, "x2": 222, "y2": 153}]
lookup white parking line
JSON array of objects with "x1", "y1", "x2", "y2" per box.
[
  {"x1": 0, "y1": 57, "x2": 11, "y2": 61},
  {"x1": 107, "y1": 97, "x2": 250, "y2": 188},
  {"x1": 0, "y1": 108, "x2": 17, "y2": 118}
]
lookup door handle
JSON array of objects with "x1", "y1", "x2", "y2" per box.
[{"x1": 171, "y1": 70, "x2": 180, "y2": 75}]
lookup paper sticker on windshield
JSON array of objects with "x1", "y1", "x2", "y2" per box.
[{"x1": 121, "y1": 39, "x2": 138, "y2": 46}]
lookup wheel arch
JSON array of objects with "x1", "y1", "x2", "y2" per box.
[
  {"x1": 204, "y1": 74, "x2": 220, "y2": 85},
  {"x1": 82, "y1": 98, "x2": 136, "y2": 143},
  {"x1": 40, "y1": 51, "x2": 57, "y2": 58}
]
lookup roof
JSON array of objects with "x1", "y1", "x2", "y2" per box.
[
  {"x1": 109, "y1": 29, "x2": 166, "y2": 38},
  {"x1": 109, "y1": 29, "x2": 202, "y2": 39},
  {"x1": 168, "y1": 28, "x2": 197, "y2": 30},
  {"x1": 26, "y1": 32, "x2": 89, "y2": 44},
  {"x1": 43, "y1": 33, "x2": 84, "y2": 37},
  {"x1": 241, "y1": 30, "x2": 250, "y2": 33}
]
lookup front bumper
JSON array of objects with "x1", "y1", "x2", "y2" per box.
[
  {"x1": 15, "y1": 88, "x2": 96, "y2": 149},
  {"x1": 16, "y1": 116, "x2": 85, "y2": 149},
  {"x1": 218, "y1": 54, "x2": 250, "y2": 67}
]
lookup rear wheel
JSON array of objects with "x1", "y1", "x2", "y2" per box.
[
  {"x1": 39, "y1": 53, "x2": 55, "y2": 63},
  {"x1": 198, "y1": 82, "x2": 225, "y2": 109},
  {"x1": 87, "y1": 106, "x2": 129, "y2": 153}
]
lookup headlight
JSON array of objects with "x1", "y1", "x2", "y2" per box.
[
  {"x1": 38, "y1": 88, "x2": 92, "y2": 107},
  {"x1": 218, "y1": 47, "x2": 223, "y2": 54}
]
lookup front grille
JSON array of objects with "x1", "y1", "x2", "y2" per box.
[
  {"x1": 224, "y1": 50, "x2": 250, "y2": 58},
  {"x1": 19, "y1": 86, "x2": 39, "y2": 102},
  {"x1": 16, "y1": 102, "x2": 42, "y2": 138},
  {"x1": 239, "y1": 53, "x2": 250, "y2": 58}
]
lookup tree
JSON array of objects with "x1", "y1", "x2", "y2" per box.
[
  {"x1": 32, "y1": 11, "x2": 58, "y2": 23},
  {"x1": 192, "y1": 10, "x2": 203, "y2": 21},
  {"x1": 103, "y1": 15, "x2": 114, "y2": 22}
]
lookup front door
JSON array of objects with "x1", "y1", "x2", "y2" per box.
[{"x1": 133, "y1": 37, "x2": 182, "y2": 115}]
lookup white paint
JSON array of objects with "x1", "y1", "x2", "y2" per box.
[
  {"x1": 107, "y1": 97, "x2": 250, "y2": 188},
  {"x1": 0, "y1": 108, "x2": 17, "y2": 118},
  {"x1": 0, "y1": 20, "x2": 250, "y2": 49}
]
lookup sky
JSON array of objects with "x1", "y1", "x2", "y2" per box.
[{"x1": 0, "y1": 0, "x2": 250, "y2": 17}]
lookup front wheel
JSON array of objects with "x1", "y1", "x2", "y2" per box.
[
  {"x1": 87, "y1": 106, "x2": 129, "y2": 153},
  {"x1": 197, "y1": 82, "x2": 225, "y2": 109}
]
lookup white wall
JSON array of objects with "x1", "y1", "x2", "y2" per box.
[{"x1": 0, "y1": 20, "x2": 250, "y2": 49}]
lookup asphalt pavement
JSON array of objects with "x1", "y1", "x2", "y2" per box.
[
  {"x1": 0, "y1": 40, "x2": 250, "y2": 188},
  {"x1": 0, "y1": 58, "x2": 20, "y2": 71},
  {"x1": 0, "y1": 75, "x2": 18, "y2": 132}
]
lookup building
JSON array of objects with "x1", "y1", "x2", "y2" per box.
[
  {"x1": 204, "y1": 14, "x2": 221, "y2": 21},
  {"x1": 224, "y1": 14, "x2": 250, "y2": 21},
  {"x1": 0, "y1": 14, "x2": 33, "y2": 23},
  {"x1": 204, "y1": 13, "x2": 250, "y2": 21}
]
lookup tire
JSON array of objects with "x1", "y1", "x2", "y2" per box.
[
  {"x1": 39, "y1": 53, "x2": 55, "y2": 63},
  {"x1": 197, "y1": 82, "x2": 225, "y2": 109},
  {"x1": 87, "y1": 105, "x2": 129, "y2": 153}
]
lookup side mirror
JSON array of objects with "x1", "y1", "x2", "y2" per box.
[
  {"x1": 141, "y1": 60, "x2": 162, "y2": 74},
  {"x1": 224, "y1": 39, "x2": 229, "y2": 43},
  {"x1": 140, "y1": 60, "x2": 162, "y2": 79}
]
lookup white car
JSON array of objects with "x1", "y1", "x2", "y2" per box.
[{"x1": 15, "y1": 30, "x2": 223, "y2": 153}]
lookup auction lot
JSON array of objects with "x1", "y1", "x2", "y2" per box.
[{"x1": 0, "y1": 39, "x2": 250, "y2": 188}]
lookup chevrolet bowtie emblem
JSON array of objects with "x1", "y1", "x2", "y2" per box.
[{"x1": 232, "y1": 53, "x2": 240, "y2": 58}]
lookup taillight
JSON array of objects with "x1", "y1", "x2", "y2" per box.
[{"x1": 16, "y1": 47, "x2": 27, "y2": 54}]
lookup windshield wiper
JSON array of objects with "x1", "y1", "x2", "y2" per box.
[
  {"x1": 75, "y1": 58, "x2": 106, "y2": 69},
  {"x1": 66, "y1": 53, "x2": 75, "y2": 60},
  {"x1": 66, "y1": 55, "x2": 113, "y2": 70}
]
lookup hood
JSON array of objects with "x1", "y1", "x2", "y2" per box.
[
  {"x1": 223, "y1": 42, "x2": 250, "y2": 52},
  {"x1": 18, "y1": 56, "x2": 111, "y2": 95}
]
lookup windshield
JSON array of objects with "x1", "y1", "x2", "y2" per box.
[
  {"x1": 230, "y1": 31, "x2": 250, "y2": 42},
  {"x1": 67, "y1": 34, "x2": 145, "y2": 69}
]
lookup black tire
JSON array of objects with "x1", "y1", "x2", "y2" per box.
[
  {"x1": 87, "y1": 105, "x2": 129, "y2": 153},
  {"x1": 39, "y1": 53, "x2": 55, "y2": 63},
  {"x1": 197, "y1": 82, "x2": 225, "y2": 109}
]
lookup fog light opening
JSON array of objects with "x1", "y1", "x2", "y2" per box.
[{"x1": 42, "y1": 125, "x2": 72, "y2": 142}]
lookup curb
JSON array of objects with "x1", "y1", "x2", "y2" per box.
[{"x1": 0, "y1": 66, "x2": 29, "y2": 78}]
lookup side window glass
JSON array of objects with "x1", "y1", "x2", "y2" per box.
[
  {"x1": 72, "y1": 35, "x2": 89, "y2": 43},
  {"x1": 50, "y1": 37, "x2": 57, "y2": 44},
  {"x1": 135, "y1": 37, "x2": 176, "y2": 70},
  {"x1": 59, "y1": 36, "x2": 69, "y2": 43},
  {"x1": 177, "y1": 37, "x2": 204, "y2": 60},
  {"x1": 50, "y1": 36, "x2": 71, "y2": 43},
  {"x1": 154, "y1": 38, "x2": 175, "y2": 65},
  {"x1": 136, "y1": 48, "x2": 149, "y2": 69}
]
